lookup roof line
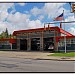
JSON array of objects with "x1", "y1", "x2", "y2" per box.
[
  {"x1": 59, "y1": 28, "x2": 74, "y2": 36},
  {"x1": 13, "y1": 26, "x2": 73, "y2": 36}
]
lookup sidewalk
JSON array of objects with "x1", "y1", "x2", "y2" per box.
[
  {"x1": 0, "y1": 51, "x2": 75, "y2": 61},
  {"x1": 35, "y1": 56, "x2": 75, "y2": 61}
]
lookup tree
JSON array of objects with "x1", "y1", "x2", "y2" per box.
[
  {"x1": 5, "y1": 28, "x2": 9, "y2": 38},
  {"x1": 9, "y1": 34, "x2": 12, "y2": 38},
  {"x1": 1, "y1": 31, "x2": 6, "y2": 38},
  {"x1": 0, "y1": 28, "x2": 15, "y2": 39}
]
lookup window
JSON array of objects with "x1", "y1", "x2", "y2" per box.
[
  {"x1": 71, "y1": 39, "x2": 75, "y2": 44},
  {"x1": 66, "y1": 39, "x2": 71, "y2": 44},
  {"x1": 0, "y1": 41, "x2": 10, "y2": 45},
  {"x1": 58, "y1": 40, "x2": 64, "y2": 47},
  {"x1": 67, "y1": 44, "x2": 71, "y2": 47}
]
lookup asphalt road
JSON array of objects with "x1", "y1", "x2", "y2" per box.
[{"x1": 0, "y1": 56, "x2": 75, "y2": 72}]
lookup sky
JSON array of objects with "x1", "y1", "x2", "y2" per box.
[{"x1": 0, "y1": 2, "x2": 75, "y2": 35}]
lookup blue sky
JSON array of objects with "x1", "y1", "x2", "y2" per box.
[{"x1": 0, "y1": 2, "x2": 75, "y2": 35}]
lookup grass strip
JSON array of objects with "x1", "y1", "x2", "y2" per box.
[{"x1": 48, "y1": 52, "x2": 75, "y2": 57}]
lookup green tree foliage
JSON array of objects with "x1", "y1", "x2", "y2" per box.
[
  {"x1": 0, "y1": 28, "x2": 14, "y2": 39},
  {"x1": 1, "y1": 31, "x2": 6, "y2": 38},
  {"x1": 5, "y1": 28, "x2": 9, "y2": 38}
]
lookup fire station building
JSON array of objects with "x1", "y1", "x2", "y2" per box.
[
  {"x1": 0, "y1": 24, "x2": 75, "y2": 52},
  {"x1": 12, "y1": 25, "x2": 75, "y2": 52}
]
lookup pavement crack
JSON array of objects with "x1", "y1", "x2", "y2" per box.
[{"x1": 0, "y1": 62, "x2": 18, "y2": 68}]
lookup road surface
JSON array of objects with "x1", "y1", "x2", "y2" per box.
[{"x1": 0, "y1": 56, "x2": 75, "y2": 72}]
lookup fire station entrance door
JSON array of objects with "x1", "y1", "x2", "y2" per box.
[
  {"x1": 44, "y1": 37, "x2": 54, "y2": 51},
  {"x1": 20, "y1": 39, "x2": 27, "y2": 50},
  {"x1": 31, "y1": 38, "x2": 40, "y2": 51}
]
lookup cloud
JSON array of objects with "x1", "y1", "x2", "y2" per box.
[
  {"x1": 30, "y1": 3, "x2": 66, "y2": 19},
  {"x1": 65, "y1": 15, "x2": 75, "y2": 22},
  {"x1": 27, "y1": 19, "x2": 43, "y2": 29},
  {"x1": 0, "y1": 11, "x2": 8, "y2": 21},
  {"x1": 0, "y1": 3, "x2": 66, "y2": 34},
  {"x1": 0, "y1": 22, "x2": 7, "y2": 32},
  {"x1": 38, "y1": 15, "x2": 44, "y2": 20},
  {"x1": 0, "y1": 3, "x2": 14, "y2": 12},
  {"x1": 43, "y1": 3, "x2": 66, "y2": 18},
  {"x1": 57, "y1": 7, "x2": 70, "y2": 16},
  {"x1": 18, "y1": 3, "x2": 26, "y2": 6},
  {"x1": 69, "y1": 27, "x2": 75, "y2": 35},
  {"x1": 65, "y1": 15, "x2": 75, "y2": 27},
  {"x1": 0, "y1": 2, "x2": 75, "y2": 35},
  {"x1": 30, "y1": 7, "x2": 42, "y2": 16},
  {"x1": 7, "y1": 12, "x2": 30, "y2": 23},
  {"x1": 0, "y1": 3, "x2": 15, "y2": 21},
  {"x1": 0, "y1": 3, "x2": 43, "y2": 34},
  {"x1": 1, "y1": 11, "x2": 43, "y2": 34},
  {"x1": 63, "y1": 15, "x2": 75, "y2": 35},
  {"x1": 0, "y1": 19, "x2": 43, "y2": 34}
]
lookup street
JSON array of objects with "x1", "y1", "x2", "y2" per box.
[{"x1": 0, "y1": 56, "x2": 75, "y2": 72}]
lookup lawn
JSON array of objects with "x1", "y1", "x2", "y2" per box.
[{"x1": 48, "y1": 52, "x2": 75, "y2": 57}]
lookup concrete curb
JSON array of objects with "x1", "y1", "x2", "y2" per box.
[
  {"x1": 34, "y1": 58, "x2": 75, "y2": 61},
  {"x1": 34, "y1": 59, "x2": 75, "y2": 61}
]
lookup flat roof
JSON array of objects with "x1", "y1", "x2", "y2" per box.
[{"x1": 13, "y1": 26, "x2": 73, "y2": 36}]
